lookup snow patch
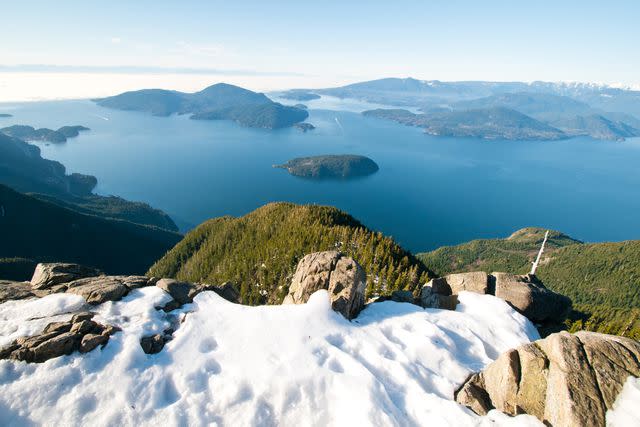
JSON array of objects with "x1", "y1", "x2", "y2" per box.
[
  {"x1": 607, "y1": 376, "x2": 640, "y2": 426},
  {"x1": 0, "y1": 289, "x2": 544, "y2": 426}
]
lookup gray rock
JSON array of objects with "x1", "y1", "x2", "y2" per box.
[
  {"x1": 71, "y1": 311, "x2": 95, "y2": 323},
  {"x1": 283, "y1": 251, "x2": 367, "y2": 320},
  {"x1": 2, "y1": 312, "x2": 119, "y2": 363},
  {"x1": 493, "y1": 273, "x2": 572, "y2": 323},
  {"x1": 43, "y1": 321, "x2": 72, "y2": 334},
  {"x1": 140, "y1": 334, "x2": 166, "y2": 354},
  {"x1": 454, "y1": 374, "x2": 492, "y2": 416},
  {"x1": 444, "y1": 272, "x2": 490, "y2": 295},
  {"x1": 455, "y1": 331, "x2": 640, "y2": 427},
  {"x1": 390, "y1": 290, "x2": 414, "y2": 303},
  {"x1": 419, "y1": 285, "x2": 458, "y2": 310},
  {"x1": 80, "y1": 333, "x2": 108, "y2": 353},
  {"x1": 212, "y1": 281, "x2": 240, "y2": 303},
  {"x1": 28, "y1": 332, "x2": 81, "y2": 363},
  {"x1": 327, "y1": 256, "x2": 367, "y2": 320},
  {"x1": 70, "y1": 320, "x2": 98, "y2": 335},
  {"x1": 0, "y1": 280, "x2": 34, "y2": 303},
  {"x1": 31, "y1": 263, "x2": 102, "y2": 291},
  {"x1": 284, "y1": 251, "x2": 341, "y2": 305},
  {"x1": 156, "y1": 278, "x2": 199, "y2": 305},
  {"x1": 425, "y1": 271, "x2": 571, "y2": 323},
  {"x1": 65, "y1": 276, "x2": 131, "y2": 304}
]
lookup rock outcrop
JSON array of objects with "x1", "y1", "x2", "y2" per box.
[
  {"x1": 493, "y1": 273, "x2": 572, "y2": 323},
  {"x1": 419, "y1": 271, "x2": 571, "y2": 324},
  {"x1": 0, "y1": 280, "x2": 34, "y2": 303},
  {"x1": 5, "y1": 263, "x2": 240, "y2": 309},
  {"x1": 1, "y1": 263, "x2": 241, "y2": 360},
  {"x1": 31, "y1": 263, "x2": 103, "y2": 291},
  {"x1": 455, "y1": 331, "x2": 640, "y2": 426},
  {"x1": 0, "y1": 312, "x2": 120, "y2": 363},
  {"x1": 157, "y1": 278, "x2": 240, "y2": 311},
  {"x1": 283, "y1": 251, "x2": 367, "y2": 320}
]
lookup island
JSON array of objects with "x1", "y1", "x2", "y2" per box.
[
  {"x1": 0, "y1": 124, "x2": 90, "y2": 143},
  {"x1": 363, "y1": 107, "x2": 568, "y2": 141},
  {"x1": 94, "y1": 82, "x2": 309, "y2": 129},
  {"x1": 293, "y1": 122, "x2": 315, "y2": 132},
  {"x1": 0, "y1": 113, "x2": 12, "y2": 118},
  {"x1": 190, "y1": 102, "x2": 308, "y2": 129},
  {"x1": 274, "y1": 155, "x2": 379, "y2": 179},
  {"x1": 279, "y1": 90, "x2": 321, "y2": 101}
]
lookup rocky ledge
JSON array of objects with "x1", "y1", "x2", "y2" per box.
[
  {"x1": 420, "y1": 271, "x2": 572, "y2": 325},
  {"x1": 455, "y1": 330, "x2": 640, "y2": 426},
  {"x1": 0, "y1": 262, "x2": 240, "y2": 362},
  {"x1": 0, "y1": 312, "x2": 119, "y2": 363}
]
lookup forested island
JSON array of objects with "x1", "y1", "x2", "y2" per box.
[
  {"x1": 275, "y1": 154, "x2": 379, "y2": 179},
  {"x1": 1, "y1": 124, "x2": 89, "y2": 143},
  {"x1": 278, "y1": 90, "x2": 321, "y2": 101},
  {"x1": 94, "y1": 83, "x2": 308, "y2": 129},
  {"x1": 363, "y1": 108, "x2": 568, "y2": 140}
]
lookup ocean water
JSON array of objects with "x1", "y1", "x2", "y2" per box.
[{"x1": 1, "y1": 99, "x2": 639, "y2": 252}]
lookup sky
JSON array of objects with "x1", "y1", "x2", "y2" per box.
[{"x1": 1, "y1": 0, "x2": 639, "y2": 100}]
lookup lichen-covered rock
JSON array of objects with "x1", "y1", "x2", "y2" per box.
[
  {"x1": 327, "y1": 256, "x2": 367, "y2": 320},
  {"x1": 283, "y1": 251, "x2": 366, "y2": 320},
  {"x1": 30, "y1": 263, "x2": 102, "y2": 291},
  {"x1": 455, "y1": 331, "x2": 640, "y2": 426}
]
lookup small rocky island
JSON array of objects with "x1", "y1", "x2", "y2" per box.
[
  {"x1": 1, "y1": 124, "x2": 90, "y2": 143},
  {"x1": 294, "y1": 122, "x2": 315, "y2": 132},
  {"x1": 0, "y1": 113, "x2": 13, "y2": 118},
  {"x1": 275, "y1": 154, "x2": 379, "y2": 179}
]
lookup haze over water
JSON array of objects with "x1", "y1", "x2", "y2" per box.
[{"x1": 2, "y1": 97, "x2": 639, "y2": 252}]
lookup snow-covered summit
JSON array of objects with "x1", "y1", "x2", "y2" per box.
[{"x1": 0, "y1": 287, "x2": 543, "y2": 426}]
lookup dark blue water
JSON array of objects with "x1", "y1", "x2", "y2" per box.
[{"x1": 1, "y1": 99, "x2": 639, "y2": 252}]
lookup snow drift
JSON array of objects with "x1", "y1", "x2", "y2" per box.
[{"x1": 0, "y1": 288, "x2": 548, "y2": 426}]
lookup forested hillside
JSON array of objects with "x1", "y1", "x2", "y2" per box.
[
  {"x1": 418, "y1": 228, "x2": 640, "y2": 338},
  {"x1": 148, "y1": 203, "x2": 431, "y2": 304}
]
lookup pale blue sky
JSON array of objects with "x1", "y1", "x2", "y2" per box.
[{"x1": 2, "y1": 0, "x2": 639, "y2": 87}]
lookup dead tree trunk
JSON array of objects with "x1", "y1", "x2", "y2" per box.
[{"x1": 530, "y1": 230, "x2": 549, "y2": 276}]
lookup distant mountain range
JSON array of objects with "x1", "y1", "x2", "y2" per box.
[
  {"x1": 294, "y1": 78, "x2": 640, "y2": 141},
  {"x1": 94, "y1": 83, "x2": 308, "y2": 129}
]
